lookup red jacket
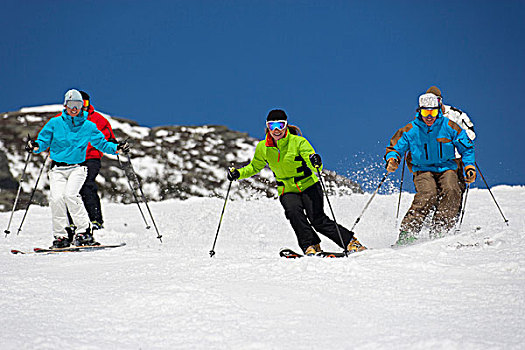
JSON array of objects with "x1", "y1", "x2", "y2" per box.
[{"x1": 85, "y1": 105, "x2": 115, "y2": 159}]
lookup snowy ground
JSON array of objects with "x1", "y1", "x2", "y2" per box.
[{"x1": 1, "y1": 186, "x2": 524, "y2": 349}]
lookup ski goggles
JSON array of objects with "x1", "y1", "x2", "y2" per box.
[
  {"x1": 65, "y1": 100, "x2": 83, "y2": 110},
  {"x1": 420, "y1": 108, "x2": 439, "y2": 118},
  {"x1": 266, "y1": 120, "x2": 287, "y2": 131}
]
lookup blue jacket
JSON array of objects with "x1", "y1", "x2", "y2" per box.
[
  {"x1": 385, "y1": 111, "x2": 475, "y2": 173},
  {"x1": 35, "y1": 110, "x2": 118, "y2": 164}
]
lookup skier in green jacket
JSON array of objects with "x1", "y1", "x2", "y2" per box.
[{"x1": 227, "y1": 109, "x2": 366, "y2": 255}]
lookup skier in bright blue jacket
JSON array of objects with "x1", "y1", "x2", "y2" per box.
[
  {"x1": 385, "y1": 93, "x2": 476, "y2": 245},
  {"x1": 26, "y1": 89, "x2": 130, "y2": 248},
  {"x1": 35, "y1": 110, "x2": 117, "y2": 164}
]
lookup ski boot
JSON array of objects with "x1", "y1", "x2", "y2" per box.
[
  {"x1": 347, "y1": 236, "x2": 367, "y2": 253},
  {"x1": 91, "y1": 220, "x2": 104, "y2": 230},
  {"x1": 73, "y1": 228, "x2": 99, "y2": 246},
  {"x1": 429, "y1": 229, "x2": 444, "y2": 240},
  {"x1": 304, "y1": 244, "x2": 322, "y2": 256},
  {"x1": 430, "y1": 222, "x2": 451, "y2": 240},
  {"x1": 395, "y1": 231, "x2": 418, "y2": 246},
  {"x1": 51, "y1": 236, "x2": 71, "y2": 249},
  {"x1": 65, "y1": 224, "x2": 77, "y2": 242}
]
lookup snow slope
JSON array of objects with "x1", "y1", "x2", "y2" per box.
[{"x1": 1, "y1": 186, "x2": 524, "y2": 349}]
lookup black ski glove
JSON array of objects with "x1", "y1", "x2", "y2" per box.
[
  {"x1": 227, "y1": 167, "x2": 240, "y2": 181},
  {"x1": 309, "y1": 153, "x2": 322, "y2": 168},
  {"x1": 117, "y1": 140, "x2": 130, "y2": 154},
  {"x1": 25, "y1": 139, "x2": 39, "y2": 153}
]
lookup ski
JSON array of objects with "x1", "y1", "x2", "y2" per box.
[
  {"x1": 317, "y1": 251, "x2": 348, "y2": 258},
  {"x1": 11, "y1": 243, "x2": 126, "y2": 255},
  {"x1": 279, "y1": 248, "x2": 303, "y2": 258},
  {"x1": 279, "y1": 248, "x2": 348, "y2": 259}
]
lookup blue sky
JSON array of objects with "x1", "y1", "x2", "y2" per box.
[{"x1": 1, "y1": 0, "x2": 524, "y2": 189}]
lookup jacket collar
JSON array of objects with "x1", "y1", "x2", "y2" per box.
[
  {"x1": 265, "y1": 128, "x2": 289, "y2": 147},
  {"x1": 61, "y1": 110, "x2": 88, "y2": 127},
  {"x1": 414, "y1": 110, "x2": 444, "y2": 132}
]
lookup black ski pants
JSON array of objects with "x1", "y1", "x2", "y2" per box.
[
  {"x1": 79, "y1": 158, "x2": 103, "y2": 224},
  {"x1": 279, "y1": 182, "x2": 354, "y2": 253}
]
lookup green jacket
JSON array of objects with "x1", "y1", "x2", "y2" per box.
[{"x1": 238, "y1": 130, "x2": 321, "y2": 195}]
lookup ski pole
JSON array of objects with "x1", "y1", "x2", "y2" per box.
[
  {"x1": 315, "y1": 168, "x2": 348, "y2": 256},
  {"x1": 4, "y1": 151, "x2": 32, "y2": 237},
  {"x1": 395, "y1": 155, "x2": 406, "y2": 220},
  {"x1": 210, "y1": 180, "x2": 233, "y2": 258},
  {"x1": 124, "y1": 153, "x2": 163, "y2": 242},
  {"x1": 117, "y1": 154, "x2": 151, "y2": 230},
  {"x1": 456, "y1": 184, "x2": 470, "y2": 231},
  {"x1": 16, "y1": 153, "x2": 49, "y2": 235},
  {"x1": 475, "y1": 161, "x2": 509, "y2": 226},
  {"x1": 349, "y1": 172, "x2": 389, "y2": 233}
]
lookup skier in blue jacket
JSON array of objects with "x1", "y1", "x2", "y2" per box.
[
  {"x1": 26, "y1": 89, "x2": 130, "y2": 248},
  {"x1": 385, "y1": 93, "x2": 476, "y2": 245}
]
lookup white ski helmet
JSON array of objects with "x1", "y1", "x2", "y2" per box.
[
  {"x1": 419, "y1": 93, "x2": 440, "y2": 109},
  {"x1": 64, "y1": 89, "x2": 83, "y2": 105}
]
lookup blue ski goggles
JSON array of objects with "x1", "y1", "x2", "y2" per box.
[{"x1": 266, "y1": 120, "x2": 287, "y2": 131}]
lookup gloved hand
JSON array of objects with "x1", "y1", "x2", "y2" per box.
[
  {"x1": 464, "y1": 165, "x2": 476, "y2": 184},
  {"x1": 309, "y1": 153, "x2": 322, "y2": 168},
  {"x1": 386, "y1": 158, "x2": 399, "y2": 173},
  {"x1": 117, "y1": 140, "x2": 130, "y2": 154},
  {"x1": 227, "y1": 167, "x2": 240, "y2": 181},
  {"x1": 25, "y1": 139, "x2": 39, "y2": 153}
]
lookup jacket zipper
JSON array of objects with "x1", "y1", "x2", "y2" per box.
[
  {"x1": 439, "y1": 142, "x2": 442, "y2": 158},
  {"x1": 424, "y1": 144, "x2": 428, "y2": 160}
]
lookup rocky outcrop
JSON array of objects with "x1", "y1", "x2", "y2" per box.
[{"x1": 0, "y1": 105, "x2": 362, "y2": 211}]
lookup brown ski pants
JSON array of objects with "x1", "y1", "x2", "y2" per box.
[{"x1": 401, "y1": 169, "x2": 462, "y2": 236}]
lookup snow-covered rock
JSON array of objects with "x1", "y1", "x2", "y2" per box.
[{"x1": 0, "y1": 106, "x2": 362, "y2": 211}]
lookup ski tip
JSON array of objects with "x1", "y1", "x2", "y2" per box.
[
  {"x1": 11, "y1": 249, "x2": 24, "y2": 255},
  {"x1": 279, "y1": 248, "x2": 303, "y2": 258}
]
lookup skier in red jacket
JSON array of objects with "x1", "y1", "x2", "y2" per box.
[{"x1": 78, "y1": 91, "x2": 116, "y2": 230}]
